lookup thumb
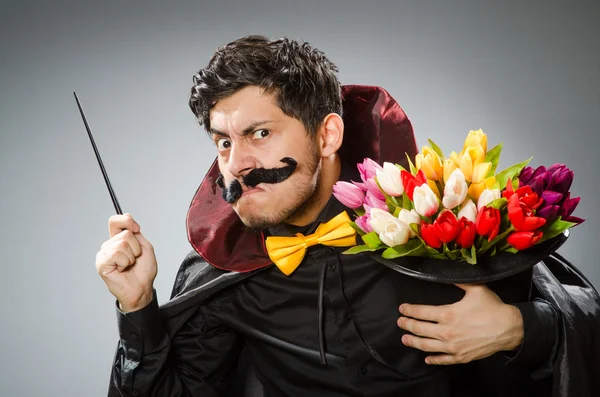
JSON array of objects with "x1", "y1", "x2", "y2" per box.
[
  {"x1": 134, "y1": 230, "x2": 153, "y2": 249},
  {"x1": 454, "y1": 283, "x2": 487, "y2": 294}
]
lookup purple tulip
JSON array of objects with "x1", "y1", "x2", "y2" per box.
[
  {"x1": 559, "y1": 193, "x2": 585, "y2": 224},
  {"x1": 333, "y1": 181, "x2": 365, "y2": 209},
  {"x1": 519, "y1": 164, "x2": 583, "y2": 225}
]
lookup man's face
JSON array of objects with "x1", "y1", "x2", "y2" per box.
[{"x1": 209, "y1": 86, "x2": 321, "y2": 229}]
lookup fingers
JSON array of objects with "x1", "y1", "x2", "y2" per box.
[
  {"x1": 96, "y1": 247, "x2": 134, "y2": 276},
  {"x1": 109, "y1": 213, "x2": 140, "y2": 238},
  {"x1": 397, "y1": 316, "x2": 441, "y2": 339},
  {"x1": 96, "y1": 229, "x2": 142, "y2": 277},
  {"x1": 424, "y1": 354, "x2": 459, "y2": 365},
  {"x1": 401, "y1": 334, "x2": 448, "y2": 354},
  {"x1": 399, "y1": 303, "x2": 447, "y2": 323}
]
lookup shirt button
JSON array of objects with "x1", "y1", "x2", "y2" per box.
[
  {"x1": 132, "y1": 333, "x2": 139, "y2": 340},
  {"x1": 343, "y1": 312, "x2": 352, "y2": 321},
  {"x1": 132, "y1": 390, "x2": 139, "y2": 397},
  {"x1": 328, "y1": 263, "x2": 337, "y2": 271},
  {"x1": 360, "y1": 366, "x2": 368, "y2": 375}
]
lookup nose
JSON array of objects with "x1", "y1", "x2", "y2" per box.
[{"x1": 226, "y1": 141, "x2": 256, "y2": 178}]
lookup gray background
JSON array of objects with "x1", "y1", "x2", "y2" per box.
[{"x1": 1, "y1": 0, "x2": 598, "y2": 395}]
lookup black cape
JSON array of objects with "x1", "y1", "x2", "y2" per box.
[{"x1": 155, "y1": 250, "x2": 600, "y2": 397}]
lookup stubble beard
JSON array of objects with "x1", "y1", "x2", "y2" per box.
[{"x1": 240, "y1": 149, "x2": 321, "y2": 232}]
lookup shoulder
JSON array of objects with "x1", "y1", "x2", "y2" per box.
[{"x1": 170, "y1": 250, "x2": 226, "y2": 299}]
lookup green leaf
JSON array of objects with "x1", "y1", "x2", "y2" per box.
[
  {"x1": 477, "y1": 226, "x2": 514, "y2": 256},
  {"x1": 349, "y1": 222, "x2": 366, "y2": 236},
  {"x1": 484, "y1": 143, "x2": 503, "y2": 177},
  {"x1": 343, "y1": 244, "x2": 384, "y2": 254},
  {"x1": 409, "y1": 223, "x2": 420, "y2": 236},
  {"x1": 443, "y1": 243, "x2": 461, "y2": 260},
  {"x1": 504, "y1": 247, "x2": 519, "y2": 254},
  {"x1": 353, "y1": 207, "x2": 366, "y2": 217},
  {"x1": 386, "y1": 196, "x2": 400, "y2": 214},
  {"x1": 406, "y1": 153, "x2": 418, "y2": 175},
  {"x1": 539, "y1": 217, "x2": 576, "y2": 243},
  {"x1": 393, "y1": 206, "x2": 401, "y2": 217},
  {"x1": 428, "y1": 139, "x2": 445, "y2": 160},
  {"x1": 361, "y1": 231, "x2": 385, "y2": 249},
  {"x1": 402, "y1": 192, "x2": 413, "y2": 210},
  {"x1": 382, "y1": 239, "x2": 426, "y2": 259},
  {"x1": 486, "y1": 197, "x2": 508, "y2": 210},
  {"x1": 461, "y1": 247, "x2": 478, "y2": 265},
  {"x1": 496, "y1": 157, "x2": 532, "y2": 191}
]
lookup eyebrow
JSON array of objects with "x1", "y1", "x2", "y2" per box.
[{"x1": 209, "y1": 120, "x2": 273, "y2": 138}]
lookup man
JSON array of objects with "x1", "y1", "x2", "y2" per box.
[{"x1": 97, "y1": 36, "x2": 600, "y2": 396}]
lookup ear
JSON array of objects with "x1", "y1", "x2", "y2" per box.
[{"x1": 318, "y1": 113, "x2": 344, "y2": 158}]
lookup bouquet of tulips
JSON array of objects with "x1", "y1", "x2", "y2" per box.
[{"x1": 333, "y1": 129, "x2": 584, "y2": 264}]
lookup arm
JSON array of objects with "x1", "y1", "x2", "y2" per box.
[{"x1": 108, "y1": 288, "x2": 242, "y2": 397}]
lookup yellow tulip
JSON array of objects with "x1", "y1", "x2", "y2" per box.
[
  {"x1": 427, "y1": 179, "x2": 441, "y2": 199},
  {"x1": 448, "y1": 151, "x2": 461, "y2": 166},
  {"x1": 471, "y1": 162, "x2": 492, "y2": 184},
  {"x1": 458, "y1": 145, "x2": 485, "y2": 182},
  {"x1": 416, "y1": 146, "x2": 443, "y2": 181},
  {"x1": 443, "y1": 158, "x2": 458, "y2": 183},
  {"x1": 463, "y1": 129, "x2": 487, "y2": 153},
  {"x1": 468, "y1": 176, "x2": 497, "y2": 201}
]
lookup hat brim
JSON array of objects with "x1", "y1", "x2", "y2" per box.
[{"x1": 367, "y1": 230, "x2": 570, "y2": 284}]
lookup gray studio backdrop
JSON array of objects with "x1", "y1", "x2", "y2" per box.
[{"x1": 1, "y1": 1, "x2": 598, "y2": 396}]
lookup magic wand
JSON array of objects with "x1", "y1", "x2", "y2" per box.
[{"x1": 73, "y1": 92, "x2": 123, "y2": 215}]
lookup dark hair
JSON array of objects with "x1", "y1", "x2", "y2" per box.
[{"x1": 188, "y1": 35, "x2": 342, "y2": 136}]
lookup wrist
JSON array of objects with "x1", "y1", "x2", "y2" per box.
[
  {"x1": 119, "y1": 288, "x2": 154, "y2": 313},
  {"x1": 503, "y1": 304, "x2": 524, "y2": 351}
]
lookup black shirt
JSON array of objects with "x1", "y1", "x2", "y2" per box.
[{"x1": 111, "y1": 163, "x2": 559, "y2": 397}]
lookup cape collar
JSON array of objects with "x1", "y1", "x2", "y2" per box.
[{"x1": 186, "y1": 85, "x2": 418, "y2": 273}]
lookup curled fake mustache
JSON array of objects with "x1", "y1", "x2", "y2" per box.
[{"x1": 215, "y1": 157, "x2": 298, "y2": 204}]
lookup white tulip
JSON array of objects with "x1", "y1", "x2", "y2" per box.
[
  {"x1": 442, "y1": 168, "x2": 468, "y2": 210},
  {"x1": 376, "y1": 162, "x2": 404, "y2": 197},
  {"x1": 413, "y1": 184, "x2": 440, "y2": 217},
  {"x1": 398, "y1": 209, "x2": 421, "y2": 237},
  {"x1": 457, "y1": 199, "x2": 477, "y2": 223},
  {"x1": 369, "y1": 208, "x2": 411, "y2": 247},
  {"x1": 478, "y1": 188, "x2": 501, "y2": 211}
]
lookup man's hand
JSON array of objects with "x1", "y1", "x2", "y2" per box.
[
  {"x1": 397, "y1": 284, "x2": 524, "y2": 365},
  {"x1": 95, "y1": 213, "x2": 158, "y2": 313}
]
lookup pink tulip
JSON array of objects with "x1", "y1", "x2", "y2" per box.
[
  {"x1": 355, "y1": 211, "x2": 373, "y2": 233},
  {"x1": 332, "y1": 181, "x2": 365, "y2": 209},
  {"x1": 364, "y1": 191, "x2": 388, "y2": 211},
  {"x1": 358, "y1": 158, "x2": 383, "y2": 182},
  {"x1": 365, "y1": 177, "x2": 386, "y2": 201}
]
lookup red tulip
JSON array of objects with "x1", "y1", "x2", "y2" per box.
[
  {"x1": 502, "y1": 178, "x2": 515, "y2": 200},
  {"x1": 433, "y1": 210, "x2": 460, "y2": 243},
  {"x1": 476, "y1": 207, "x2": 501, "y2": 241},
  {"x1": 421, "y1": 221, "x2": 442, "y2": 249},
  {"x1": 507, "y1": 230, "x2": 543, "y2": 250},
  {"x1": 401, "y1": 169, "x2": 428, "y2": 201},
  {"x1": 456, "y1": 217, "x2": 477, "y2": 248},
  {"x1": 507, "y1": 194, "x2": 547, "y2": 232}
]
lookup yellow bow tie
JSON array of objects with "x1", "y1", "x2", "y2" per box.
[{"x1": 265, "y1": 211, "x2": 357, "y2": 276}]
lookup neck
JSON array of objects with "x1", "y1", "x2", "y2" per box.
[{"x1": 284, "y1": 155, "x2": 341, "y2": 227}]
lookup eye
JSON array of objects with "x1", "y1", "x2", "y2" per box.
[
  {"x1": 216, "y1": 138, "x2": 231, "y2": 150},
  {"x1": 252, "y1": 129, "x2": 270, "y2": 140}
]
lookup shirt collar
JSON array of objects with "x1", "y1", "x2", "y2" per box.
[{"x1": 266, "y1": 161, "x2": 360, "y2": 238}]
